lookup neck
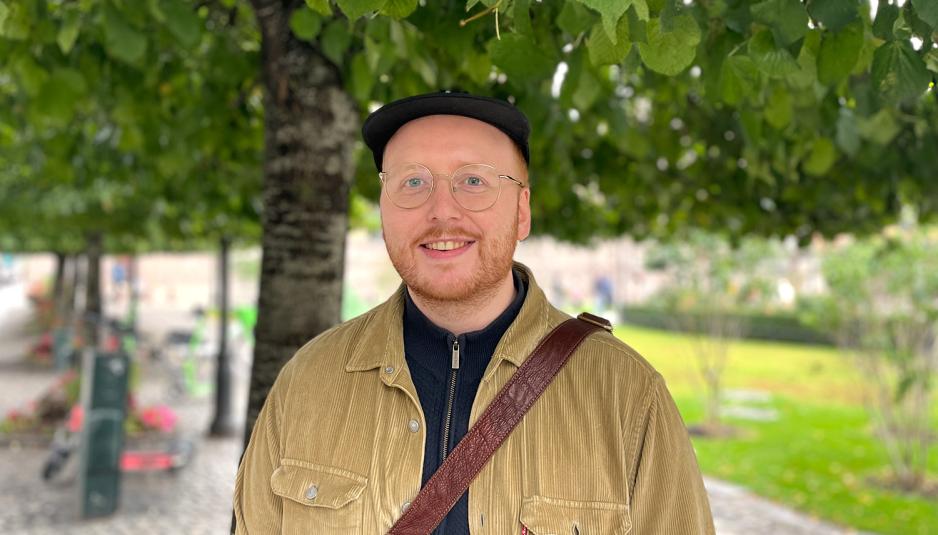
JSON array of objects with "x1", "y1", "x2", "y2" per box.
[{"x1": 407, "y1": 271, "x2": 516, "y2": 335}]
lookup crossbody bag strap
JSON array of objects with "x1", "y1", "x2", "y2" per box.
[{"x1": 387, "y1": 312, "x2": 613, "y2": 535}]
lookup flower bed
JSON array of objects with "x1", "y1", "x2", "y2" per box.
[{"x1": 1, "y1": 369, "x2": 178, "y2": 446}]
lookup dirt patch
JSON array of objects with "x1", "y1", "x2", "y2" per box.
[{"x1": 866, "y1": 473, "x2": 938, "y2": 499}]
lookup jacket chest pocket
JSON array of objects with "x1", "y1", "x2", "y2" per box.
[
  {"x1": 520, "y1": 496, "x2": 631, "y2": 535},
  {"x1": 270, "y1": 460, "x2": 367, "y2": 534}
]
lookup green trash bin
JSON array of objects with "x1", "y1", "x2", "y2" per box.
[{"x1": 77, "y1": 348, "x2": 129, "y2": 518}]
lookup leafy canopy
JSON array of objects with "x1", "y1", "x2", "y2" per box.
[
  {"x1": 0, "y1": 0, "x2": 263, "y2": 253},
  {"x1": 2, "y1": 0, "x2": 937, "y2": 252}
]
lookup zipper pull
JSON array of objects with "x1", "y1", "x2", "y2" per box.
[{"x1": 451, "y1": 339, "x2": 460, "y2": 369}]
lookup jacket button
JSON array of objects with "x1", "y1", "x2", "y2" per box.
[
  {"x1": 385, "y1": 366, "x2": 395, "y2": 374},
  {"x1": 305, "y1": 485, "x2": 318, "y2": 500},
  {"x1": 408, "y1": 419, "x2": 420, "y2": 433},
  {"x1": 402, "y1": 501, "x2": 411, "y2": 513}
]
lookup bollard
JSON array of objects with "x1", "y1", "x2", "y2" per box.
[{"x1": 77, "y1": 347, "x2": 129, "y2": 518}]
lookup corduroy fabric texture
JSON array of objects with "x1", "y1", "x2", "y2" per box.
[{"x1": 234, "y1": 263, "x2": 715, "y2": 535}]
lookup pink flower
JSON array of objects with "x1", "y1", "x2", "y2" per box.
[
  {"x1": 139, "y1": 405, "x2": 177, "y2": 433},
  {"x1": 68, "y1": 405, "x2": 83, "y2": 433}
]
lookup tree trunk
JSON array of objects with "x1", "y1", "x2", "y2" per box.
[
  {"x1": 705, "y1": 369, "x2": 721, "y2": 432},
  {"x1": 52, "y1": 251, "x2": 66, "y2": 322},
  {"x1": 244, "y1": 0, "x2": 357, "y2": 443},
  {"x1": 210, "y1": 236, "x2": 237, "y2": 437},
  {"x1": 127, "y1": 255, "x2": 139, "y2": 331},
  {"x1": 84, "y1": 232, "x2": 103, "y2": 347},
  {"x1": 66, "y1": 254, "x2": 79, "y2": 320}
]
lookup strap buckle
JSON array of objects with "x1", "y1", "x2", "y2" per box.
[{"x1": 577, "y1": 312, "x2": 613, "y2": 332}]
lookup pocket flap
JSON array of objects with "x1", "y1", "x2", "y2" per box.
[
  {"x1": 270, "y1": 459, "x2": 367, "y2": 509},
  {"x1": 520, "y1": 495, "x2": 631, "y2": 535}
]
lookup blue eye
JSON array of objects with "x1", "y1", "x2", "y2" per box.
[
  {"x1": 463, "y1": 175, "x2": 486, "y2": 187},
  {"x1": 404, "y1": 177, "x2": 426, "y2": 188}
]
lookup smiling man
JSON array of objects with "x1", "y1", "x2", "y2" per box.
[{"x1": 234, "y1": 91, "x2": 714, "y2": 534}]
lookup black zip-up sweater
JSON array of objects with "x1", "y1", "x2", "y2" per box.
[{"x1": 403, "y1": 269, "x2": 527, "y2": 534}]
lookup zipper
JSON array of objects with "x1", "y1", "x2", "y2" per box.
[{"x1": 441, "y1": 339, "x2": 460, "y2": 460}]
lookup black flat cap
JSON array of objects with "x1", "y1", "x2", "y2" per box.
[{"x1": 362, "y1": 90, "x2": 530, "y2": 171}]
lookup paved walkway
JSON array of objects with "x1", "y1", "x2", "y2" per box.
[{"x1": 0, "y1": 281, "x2": 870, "y2": 534}]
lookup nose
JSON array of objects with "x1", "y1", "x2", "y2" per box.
[{"x1": 424, "y1": 177, "x2": 463, "y2": 221}]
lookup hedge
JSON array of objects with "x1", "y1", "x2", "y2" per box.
[{"x1": 620, "y1": 306, "x2": 834, "y2": 346}]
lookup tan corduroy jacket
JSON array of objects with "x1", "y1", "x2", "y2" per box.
[{"x1": 234, "y1": 264, "x2": 715, "y2": 534}]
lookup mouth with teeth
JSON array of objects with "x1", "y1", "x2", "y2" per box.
[
  {"x1": 420, "y1": 239, "x2": 475, "y2": 257},
  {"x1": 424, "y1": 240, "x2": 470, "y2": 251}
]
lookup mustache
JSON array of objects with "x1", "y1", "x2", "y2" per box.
[{"x1": 413, "y1": 226, "x2": 480, "y2": 245}]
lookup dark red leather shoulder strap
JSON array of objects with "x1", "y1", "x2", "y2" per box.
[{"x1": 387, "y1": 312, "x2": 612, "y2": 535}]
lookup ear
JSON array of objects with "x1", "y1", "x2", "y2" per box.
[{"x1": 516, "y1": 186, "x2": 531, "y2": 241}]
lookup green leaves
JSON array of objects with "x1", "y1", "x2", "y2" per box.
[
  {"x1": 161, "y1": 0, "x2": 202, "y2": 48},
  {"x1": 764, "y1": 86, "x2": 793, "y2": 129},
  {"x1": 910, "y1": 0, "x2": 938, "y2": 28},
  {"x1": 290, "y1": 7, "x2": 322, "y2": 41},
  {"x1": 872, "y1": 1, "x2": 899, "y2": 40},
  {"x1": 719, "y1": 55, "x2": 760, "y2": 105},
  {"x1": 513, "y1": 0, "x2": 533, "y2": 37},
  {"x1": 0, "y1": 0, "x2": 30, "y2": 40},
  {"x1": 871, "y1": 40, "x2": 931, "y2": 103},
  {"x1": 750, "y1": 0, "x2": 809, "y2": 46},
  {"x1": 558, "y1": 1, "x2": 596, "y2": 36},
  {"x1": 892, "y1": 8, "x2": 913, "y2": 40},
  {"x1": 381, "y1": 0, "x2": 418, "y2": 19},
  {"x1": 349, "y1": 53, "x2": 372, "y2": 103},
  {"x1": 578, "y1": 0, "x2": 633, "y2": 43},
  {"x1": 321, "y1": 20, "x2": 352, "y2": 65},
  {"x1": 789, "y1": 29, "x2": 820, "y2": 88},
  {"x1": 305, "y1": 0, "x2": 332, "y2": 16},
  {"x1": 817, "y1": 21, "x2": 863, "y2": 85},
  {"x1": 571, "y1": 67, "x2": 601, "y2": 110},
  {"x1": 34, "y1": 68, "x2": 87, "y2": 127},
  {"x1": 587, "y1": 13, "x2": 631, "y2": 66},
  {"x1": 490, "y1": 33, "x2": 556, "y2": 81},
  {"x1": 103, "y1": 6, "x2": 147, "y2": 65},
  {"x1": 3, "y1": 0, "x2": 938, "y2": 255},
  {"x1": 0, "y1": 2, "x2": 9, "y2": 35},
  {"x1": 748, "y1": 29, "x2": 798, "y2": 77},
  {"x1": 806, "y1": 0, "x2": 861, "y2": 32},
  {"x1": 336, "y1": 0, "x2": 384, "y2": 21},
  {"x1": 11, "y1": 55, "x2": 47, "y2": 96},
  {"x1": 57, "y1": 10, "x2": 81, "y2": 53},
  {"x1": 637, "y1": 14, "x2": 701, "y2": 75},
  {"x1": 803, "y1": 137, "x2": 836, "y2": 176},
  {"x1": 925, "y1": 48, "x2": 938, "y2": 75}
]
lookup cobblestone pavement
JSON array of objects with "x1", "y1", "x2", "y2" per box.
[
  {"x1": 0, "y1": 404, "x2": 240, "y2": 535},
  {"x1": 0, "y1": 280, "x2": 873, "y2": 535},
  {"x1": 0, "y1": 281, "x2": 248, "y2": 535}
]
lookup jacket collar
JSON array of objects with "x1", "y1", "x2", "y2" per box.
[
  {"x1": 344, "y1": 284, "x2": 407, "y2": 373},
  {"x1": 344, "y1": 262, "x2": 557, "y2": 375}
]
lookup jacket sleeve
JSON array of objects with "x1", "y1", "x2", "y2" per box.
[
  {"x1": 233, "y1": 364, "x2": 290, "y2": 534},
  {"x1": 627, "y1": 374, "x2": 715, "y2": 534}
]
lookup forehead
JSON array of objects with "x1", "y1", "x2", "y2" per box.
[{"x1": 382, "y1": 115, "x2": 519, "y2": 171}]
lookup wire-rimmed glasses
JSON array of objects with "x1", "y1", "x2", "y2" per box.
[{"x1": 379, "y1": 163, "x2": 525, "y2": 212}]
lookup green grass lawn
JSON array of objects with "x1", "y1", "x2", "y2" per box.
[{"x1": 615, "y1": 324, "x2": 938, "y2": 535}]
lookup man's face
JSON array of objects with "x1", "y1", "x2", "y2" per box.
[{"x1": 379, "y1": 115, "x2": 531, "y2": 303}]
